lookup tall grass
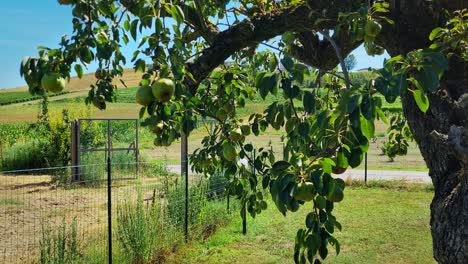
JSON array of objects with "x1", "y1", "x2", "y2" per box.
[
  {"x1": 39, "y1": 219, "x2": 80, "y2": 264},
  {"x1": 116, "y1": 192, "x2": 180, "y2": 263},
  {"x1": 0, "y1": 140, "x2": 49, "y2": 170},
  {"x1": 114, "y1": 175, "x2": 232, "y2": 263}
]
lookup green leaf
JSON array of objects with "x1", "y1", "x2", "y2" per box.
[
  {"x1": 336, "y1": 150, "x2": 348, "y2": 168},
  {"x1": 272, "y1": 161, "x2": 291, "y2": 175},
  {"x1": 74, "y1": 64, "x2": 83, "y2": 78},
  {"x1": 255, "y1": 72, "x2": 278, "y2": 99},
  {"x1": 130, "y1": 19, "x2": 139, "y2": 41},
  {"x1": 298, "y1": 122, "x2": 310, "y2": 137},
  {"x1": 415, "y1": 66, "x2": 439, "y2": 92},
  {"x1": 412, "y1": 89, "x2": 430, "y2": 113},
  {"x1": 429, "y1": 27, "x2": 443, "y2": 41},
  {"x1": 281, "y1": 56, "x2": 294, "y2": 72},
  {"x1": 139, "y1": 107, "x2": 146, "y2": 119},
  {"x1": 376, "y1": 107, "x2": 388, "y2": 124},
  {"x1": 347, "y1": 94, "x2": 361, "y2": 114},
  {"x1": 303, "y1": 91, "x2": 316, "y2": 114},
  {"x1": 171, "y1": 5, "x2": 185, "y2": 24},
  {"x1": 123, "y1": 19, "x2": 131, "y2": 31},
  {"x1": 359, "y1": 115, "x2": 375, "y2": 139},
  {"x1": 155, "y1": 18, "x2": 163, "y2": 35},
  {"x1": 135, "y1": 59, "x2": 146, "y2": 73}
]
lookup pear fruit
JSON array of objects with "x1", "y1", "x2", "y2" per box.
[
  {"x1": 152, "y1": 78, "x2": 175, "y2": 103},
  {"x1": 41, "y1": 73, "x2": 66, "y2": 93},
  {"x1": 135, "y1": 85, "x2": 154, "y2": 106}
]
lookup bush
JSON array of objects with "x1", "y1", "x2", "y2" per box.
[
  {"x1": 116, "y1": 192, "x2": 178, "y2": 264},
  {"x1": 39, "y1": 218, "x2": 80, "y2": 264},
  {"x1": 1, "y1": 140, "x2": 49, "y2": 171},
  {"x1": 0, "y1": 99, "x2": 103, "y2": 173},
  {"x1": 349, "y1": 71, "x2": 377, "y2": 87},
  {"x1": 165, "y1": 181, "x2": 208, "y2": 229}
]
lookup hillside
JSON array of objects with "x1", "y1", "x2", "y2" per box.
[{"x1": 0, "y1": 69, "x2": 144, "y2": 93}]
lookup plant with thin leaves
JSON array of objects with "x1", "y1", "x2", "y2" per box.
[{"x1": 39, "y1": 218, "x2": 80, "y2": 264}]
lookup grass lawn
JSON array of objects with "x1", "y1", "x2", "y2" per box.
[{"x1": 169, "y1": 182, "x2": 434, "y2": 264}]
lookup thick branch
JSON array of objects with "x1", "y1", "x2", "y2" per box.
[
  {"x1": 184, "y1": 1, "x2": 364, "y2": 94},
  {"x1": 288, "y1": 28, "x2": 361, "y2": 73}
]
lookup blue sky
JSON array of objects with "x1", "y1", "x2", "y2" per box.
[{"x1": 0, "y1": 1, "x2": 388, "y2": 89}]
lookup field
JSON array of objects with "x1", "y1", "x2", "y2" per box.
[
  {"x1": 0, "y1": 164, "x2": 228, "y2": 263},
  {"x1": 171, "y1": 182, "x2": 435, "y2": 264},
  {"x1": 0, "y1": 82, "x2": 427, "y2": 171},
  {"x1": 0, "y1": 91, "x2": 70, "y2": 105},
  {"x1": 0, "y1": 168, "x2": 435, "y2": 263},
  {"x1": 0, "y1": 71, "x2": 434, "y2": 263}
]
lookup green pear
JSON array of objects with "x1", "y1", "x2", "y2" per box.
[
  {"x1": 152, "y1": 78, "x2": 175, "y2": 103},
  {"x1": 135, "y1": 85, "x2": 154, "y2": 106},
  {"x1": 41, "y1": 73, "x2": 66, "y2": 93}
]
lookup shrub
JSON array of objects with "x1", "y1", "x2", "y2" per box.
[
  {"x1": 39, "y1": 218, "x2": 80, "y2": 264},
  {"x1": 116, "y1": 192, "x2": 178, "y2": 264},
  {"x1": 165, "y1": 179, "x2": 208, "y2": 229},
  {"x1": 1, "y1": 140, "x2": 49, "y2": 171},
  {"x1": 196, "y1": 200, "x2": 231, "y2": 240},
  {"x1": 349, "y1": 71, "x2": 377, "y2": 87}
]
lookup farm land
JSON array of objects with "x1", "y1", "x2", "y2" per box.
[{"x1": 0, "y1": 71, "x2": 432, "y2": 263}]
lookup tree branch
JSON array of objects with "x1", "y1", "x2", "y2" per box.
[
  {"x1": 183, "y1": 2, "x2": 365, "y2": 94},
  {"x1": 318, "y1": 30, "x2": 351, "y2": 89}
]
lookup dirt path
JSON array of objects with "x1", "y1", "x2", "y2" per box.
[
  {"x1": 336, "y1": 169, "x2": 431, "y2": 183},
  {"x1": 167, "y1": 165, "x2": 431, "y2": 183}
]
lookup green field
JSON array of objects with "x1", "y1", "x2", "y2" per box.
[
  {"x1": 0, "y1": 90, "x2": 70, "y2": 105},
  {"x1": 169, "y1": 181, "x2": 435, "y2": 264}
]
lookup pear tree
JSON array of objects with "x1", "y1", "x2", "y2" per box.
[{"x1": 21, "y1": 1, "x2": 467, "y2": 263}]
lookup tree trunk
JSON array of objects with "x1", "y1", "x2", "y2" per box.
[
  {"x1": 382, "y1": 2, "x2": 468, "y2": 262},
  {"x1": 401, "y1": 68, "x2": 468, "y2": 264}
]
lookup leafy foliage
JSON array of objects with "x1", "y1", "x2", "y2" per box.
[
  {"x1": 21, "y1": 1, "x2": 466, "y2": 263},
  {"x1": 381, "y1": 114, "x2": 413, "y2": 161}
]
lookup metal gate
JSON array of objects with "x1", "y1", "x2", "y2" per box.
[{"x1": 71, "y1": 118, "x2": 139, "y2": 182}]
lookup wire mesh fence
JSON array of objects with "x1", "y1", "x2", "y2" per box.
[{"x1": 0, "y1": 161, "x2": 234, "y2": 264}]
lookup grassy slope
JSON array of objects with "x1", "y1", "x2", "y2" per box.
[{"x1": 169, "y1": 183, "x2": 434, "y2": 264}]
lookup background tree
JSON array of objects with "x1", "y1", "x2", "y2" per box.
[
  {"x1": 344, "y1": 54, "x2": 357, "y2": 72},
  {"x1": 20, "y1": 1, "x2": 467, "y2": 263}
]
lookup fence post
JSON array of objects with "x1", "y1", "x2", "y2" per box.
[
  {"x1": 107, "y1": 156, "x2": 112, "y2": 264},
  {"x1": 364, "y1": 152, "x2": 368, "y2": 184},
  {"x1": 181, "y1": 132, "x2": 189, "y2": 242},
  {"x1": 227, "y1": 193, "x2": 230, "y2": 211},
  {"x1": 242, "y1": 205, "x2": 247, "y2": 235},
  {"x1": 71, "y1": 120, "x2": 79, "y2": 182},
  {"x1": 226, "y1": 170, "x2": 230, "y2": 211}
]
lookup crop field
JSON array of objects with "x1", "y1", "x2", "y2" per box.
[{"x1": 0, "y1": 91, "x2": 71, "y2": 106}]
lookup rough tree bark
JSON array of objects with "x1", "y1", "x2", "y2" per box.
[{"x1": 381, "y1": 1, "x2": 468, "y2": 263}]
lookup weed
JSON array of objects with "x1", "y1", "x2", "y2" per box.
[{"x1": 39, "y1": 218, "x2": 80, "y2": 264}]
